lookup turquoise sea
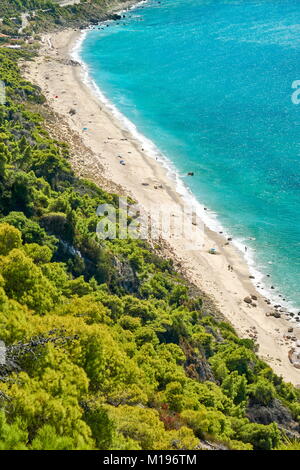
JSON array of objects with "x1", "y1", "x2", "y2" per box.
[{"x1": 79, "y1": 0, "x2": 300, "y2": 311}]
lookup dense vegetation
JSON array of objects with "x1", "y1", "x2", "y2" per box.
[
  {"x1": 0, "y1": 0, "x2": 54, "y2": 35},
  {"x1": 0, "y1": 0, "x2": 54, "y2": 16},
  {"x1": 0, "y1": 2, "x2": 300, "y2": 451},
  {"x1": 0, "y1": 0, "x2": 130, "y2": 37}
]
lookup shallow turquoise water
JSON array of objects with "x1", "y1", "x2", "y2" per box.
[{"x1": 80, "y1": 0, "x2": 300, "y2": 310}]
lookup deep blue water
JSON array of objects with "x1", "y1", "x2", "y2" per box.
[{"x1": 81, "y1": 0, "x2": 300, "y2": 310}]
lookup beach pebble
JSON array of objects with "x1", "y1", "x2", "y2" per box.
[{"x1": 244, "y1": 296, "x2": 252, "y2": 304}]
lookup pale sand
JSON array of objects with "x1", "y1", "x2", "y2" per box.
[{"x1": 23, "y1": 28, "x2": 300, "y2": 385}]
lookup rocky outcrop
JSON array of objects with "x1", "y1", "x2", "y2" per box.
[
  {"x1": 288, "y1": 347, "x2": 300, "y2": 369},
  {"x1": 180, "y1": 338, "x2": 215, "y2": 383},
  {"x1": 113, "y1": 256, "x2": 139, "y2": 293},
  {"x1": 247, "y1": 399, "x2": 300, "y2": 439},
  {"x1": 108, "y1": 13, "x2": 122, "y2": 21}
]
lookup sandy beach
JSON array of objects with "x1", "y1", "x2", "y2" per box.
[{"x1": 22, "y1": 27, "x2": 300, "y2": 385}]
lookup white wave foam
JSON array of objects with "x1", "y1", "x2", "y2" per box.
[{"x1": 71, "y1": 15, "x2": 299, "y2": 317}]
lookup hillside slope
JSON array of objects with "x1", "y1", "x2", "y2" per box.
[{"x1": 0, "y1": 2, "x2": 299, "y2": 451}]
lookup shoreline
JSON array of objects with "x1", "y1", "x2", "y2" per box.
[
  {"x1": 71, "y1": 23, "x2": 298, "y2": 318},
  {"x1": 22, "y1": 26, "x2": 300, "y2": 384}
]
